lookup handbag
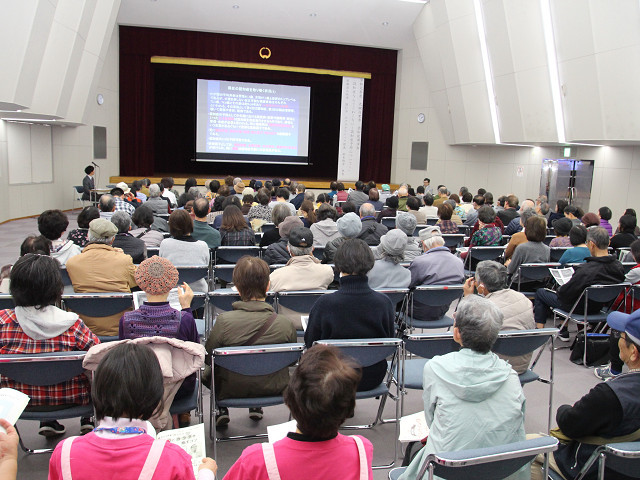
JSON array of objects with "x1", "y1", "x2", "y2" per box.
[{"x1": 569, "y1": 332, "x2": 610, "y2": 366}]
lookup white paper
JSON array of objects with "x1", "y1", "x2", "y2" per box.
[
  {"x1": 301, "y1": 316, "x2": 309, "y2": 332},
  {"x1": 267, "y1": 419, "x2": 297, "y2": 444},
  {"x1": 0, "y1": 388, "x2": 30, "y2": 433},
  {"x1": 398, "y1": 411, "x2": 429, "y2": 443},
  {"x1": 133, "y1": 288, "x2": 182, "y2": 310},
  {"x1": 157, "y1": 423, "x2": 206, "y2": 476},
  {"x1": 550, "y1": 267, "x2": 574, "y2": 286}
]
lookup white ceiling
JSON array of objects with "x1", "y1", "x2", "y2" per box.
[{"x1": 117, "y1": 0, "x2": 427, "y2": 50}]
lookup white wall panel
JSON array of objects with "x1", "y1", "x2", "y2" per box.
[
  {"x1": 6, "y1": 123, "x2": 31, "y2": 185},
  {"x1": 30, "y1": 125, "x2": 53, "y2": 183}
]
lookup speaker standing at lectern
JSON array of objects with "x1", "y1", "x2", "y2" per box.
[{"x1": 82, "y1": 165, "x2": 95, "y2": 201}]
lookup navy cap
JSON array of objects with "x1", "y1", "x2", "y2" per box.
[{"x1": 607, "y1": 309, "x2": 640, "y2": 345}]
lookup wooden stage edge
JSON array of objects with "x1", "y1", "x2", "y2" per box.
[{"x1": 110, "y1": 177, "x2": 401, "y2": 191}]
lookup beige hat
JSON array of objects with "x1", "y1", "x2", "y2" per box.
[
  {"x1": 234, "y1": 181, "x2": 245, "y2": 194},
  {"x1": 418, "y1": 225, "x2": 442, "y2": 242},
  {"x1": 241, "y1": 186, "x2": 255, "y2": 197},
  {"x1": 89, "y1": 218, "x2": 118, "y2": 239},
  {"x1": 116, "y1": 182, "x2": 131, "y2": 195}
]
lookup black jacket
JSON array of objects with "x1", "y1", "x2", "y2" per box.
[
  {"x1": 263, "y1": 238, "x2": 290, "y2": 265},
  {"x1": 357, "y1": 218, "x2": 388, "y2": 246},
  {"x1": 112, "y1": 233, "x2": 147, "y2": 264},
  {"x1": 557, "y1": 255, "x2": 625, "y2": 312}
]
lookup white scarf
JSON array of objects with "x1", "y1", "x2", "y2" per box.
[{"x1": 14, "y1": 305, "x2": 79, "y2": 340}]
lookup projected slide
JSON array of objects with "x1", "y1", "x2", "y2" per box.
[{"x1": 195, "y1": 79, "x2": 311, "y2": 164}]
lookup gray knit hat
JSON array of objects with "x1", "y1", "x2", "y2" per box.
[
  {"x1": 278, "y1": 216, "x2": 303, "y2": 238},
  {"x1": 418, "y1": 225, "x2": 442, "y2": 242},
  {"x1": 380, "y1": 229, "x2": 408, "y2": 256},
  {"x1": 337, "y1": 212, "x2": 362, "y2": 238},
  {"x1": 396, "y1": 212, "x2": 417, "y2": 236}
]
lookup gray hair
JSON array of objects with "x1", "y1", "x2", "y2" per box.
[
  {"x1": 233, "y1": 177, "x2": 242, "y2": 185},
  {"x1": 99, "y1": 194, "x2": 115, "y2": 213},
  {"x1": 455, "y1": 295, "x2": 503, "y2": 353},
  {"x1": 304, "y1": 191, "x2": 315, "y2": 202},
  {"x1": 587, "y1": 226, "x2": 610, "y2": 250},
  {"x1": 423, "y1": 235, "x2": 445, "y2": 250},
  {"x1": 288, "y1": 244, "x2": 313, "y2": 257},
  {"x1": 359, "y1": 203, "x2": 376, "y2": 218},
  {"x1": 188, "y1": 186, "x2": 202, "y2": 198},
  {"x1": 474, "y1": 260, "x2": 508, "y2": 293},
  {"x1": 111, "y1": 211, "x2": 131, "y2": 234},
  {"x1": 519, "y1": 208, "x2": 537, "y2": 226},
  {"x1": 88, "y1": 232, "x2": 115, "y2": 244},
  {"x1": 539, "y1": 202, "x2": 550, "y2": 215},
  {"x1": 149, "y1": 184, "x2": 161, "y2": 198},
  {"x1": 438, "y1": 186, "x2": 448, "y2": 195},
  {"x1": 296, "y1": 184, "x2": 306, "y2": 193},
  {"x1": 271, "y1": 203, "x2": 292, "y2": 226}
]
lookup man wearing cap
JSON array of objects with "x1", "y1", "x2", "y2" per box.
[
  {"x1": 269, "y1": 227, "x2": 335, "y2": 329},
  {"x1": 263, "y1": 216, "x2": 303, "y2": 265},
  {"x1": 323, "y1": 212, "x2": 362, "y2": 264},
  {"x1": 409, "y1": 226, "x2": 465, "y2": 322},
  {"x1": 110, "y1": 185, "x2": 136, "y2": 216},
  {"x1": 65, "y1": 218, "x2": 137, "y2": 336},
  {"x1": 357, "y1": 203, "x2": 388, "y2": 246},
  {"x1": 531, "y1": 310, "x2": 640, "y2": 480}
]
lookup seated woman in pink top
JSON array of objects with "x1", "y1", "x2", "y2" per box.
[
  {"x1": 48, "y1": 343, "x2": 217, "y2": 480},
  {"x1": 224, "y1": 344, "x2": 374, "y2": 480}
]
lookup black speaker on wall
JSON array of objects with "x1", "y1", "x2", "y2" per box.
[
  {"x1": 94, "y1": 126, "x2": 107, "y2": 159},
  {"x1": 410, "y1": 141, "x2": 428, "y2": 170}
]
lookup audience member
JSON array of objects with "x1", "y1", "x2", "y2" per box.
[
  {"x1": 98, "y1": 194, "x2": 117, "y2": 221},
  {"x1": 145, "y1": 184, "x2": 170, "y2": 215},
  {"x1": 67, "y1": 206, "x2": 100, "y2": 248},
  {"x1": 376, "y1": 195, "x2": 398, "y2": 223},
  {"x1": 211, "y1": 196, "x2": 244, "y2": 229},
  {"x1": 305, "y1": 239, "x2": 395, "y2": 391},
  {"x1": 615, "y1": 208, "x2": 640, "y2": 236},
  {"x1": 19, "y1": 235, "x2": 51, "y2": 256},
  {"x1": 610, "y1": 214, "x2": 638, "y2": 251},
  {"x1": 310, "y1": 204, "x2": 341, "y2": 247},
  {"x1": 463, "y1": 194, "x2": 484, "y2": 227},
  {"x1": 563, "y1": 204, "x2": 581, "y2": 226},
  {"x1": 205, "y1": 257, "x2": 296, "y2": 426},
  {"x1": 233, "y1": 180, "x2": 245, "y2": 198},
  {"x1": 447, "y1": 195, "x2": 465, "y2": 220},
  {"x1": 159, "y1": 178, "x2": 178, "y2": 207},
  {"x1": 598, "y1": 206, "x2": 613, "y2": 236},
  {"x1": 409, "y1": 226, "x2": 465, "y2": 322},
  {"x1": 357, "y1": 203, "x2": 388, "y2": 246},
  {"x1": 66, "y1": 219, "x2": 137, "y2": 336},
  {"x1": 463, "y1": 261, "x2": 535, "y2": 374},
  {"x1": 290, "y1": 184, "x2": 305, "y2": 210},
  {"x1": 205, "y1": 179, "x2": 220, "y2": 202},
  {"x1": 37, "y1": 209, "x2": 81, "y2": 265},
  {"x1": 109, "y1": 186, "x2": 136, "y2": 216},
  {"x1": 299, "y1": 200, "x2": 316, "y2": 228},
  {"x1": 435, "y1": 203, "x2": 458, "y2": 234},
  {"x1": 504, "y1": 199, "x2": 534, "y2": 235},
  {"x1": 459, "y1": 191, "x2": 474, "y2": 216},
  {"x1": 240, "y1": 193, "x2": 254, "y2": 215},
  {"x1": 224, "y1": 344, "x2": 373, "y2": 479},
  {"x1": 497, "y1": 194, "x2": 519, "y2": 226},
  {"x1": 1, "y1": 254, "x2": 98, "y2": 437},
  {"x1": 548, "y1": 199, "x2": 568, "y2": 224},
  {"x1": 129, "y1": 206, "x2": 165, "y2": 247},
  {"x1": 558, "y1": 225, "x2": 590, "y2": 265},
  {"x1": 219, "y1": 205, "x2": 255, "y2": 246},
  {"x1": 160, "y1": 210, "x2": 209, "y2": 293},
  {"x1": 191, "y1": 198, "x2": 221, "y2": 249},
  {"x1": 531, "y1": 310, "x2": 640, "y2": 480},
  {"x1": 346, "y1": 181, "x2": 368, "y2": 210},
  {"x1": 549, "y1": 217, "x2": 573, "y2": 247},
  {"x1": 581, "y1": 212, "x2": 600, "y2": 228},
  {"x1": 399, "y1": 295, "x2": 526, "y2": 480},
  {"x1": 504, "y1": 208, "x2": 537, "y2": 260},
  {"x1": 419, "y1": 193, "x2": 438, "y2": 219},
  {"x1": 335, "y1": 182, "x2": 348, "y2": 202},
  {"x1": 533, "y1": 227, "x2": 624, "y2": 340},
  {"x1": 405, "y1": 196, "x2": 425, "y2": 224},
  {"x1": 269, "y1": 187, "x2": 296, "y2": 216},
  {"x1": 466, "y1": 206, "x2": 502, "y2": 248},
  {"x1": 111, "y1": 211, "x2": 147, "y2": 264},
  {"x1": 48, "y1": 342, "x2": 217, "y2": 480},
  {"x1": 396, "y1": 186, "x2": 409, "y2": 212},
  {"x1": 323, "y1": 212, "x2": 361, "y2": 264},
  {"x1": 386, "y1": 213, "x2": 422, "y2": 261},
  {"x1": 327, "y1": 181, "x2": 338, "y2": 200},
  {"x1": 248, "y1": 188, "x2": 272, "y2": 225},
  {"x1": 367, "y1": 188, "x2": 383, "y2": 211},
  {"x1": 367, "y1": 229, "x2": 411, "y2": 289},
  {"x1": 506, "y1": 215, "x2": 550, "y2": 289},
  {"x1": 432, "y1": 186, "x2": 448, "y2": 207},
  {"x1": 263, "y1": 216, "x2": 303, "y2": 265}
]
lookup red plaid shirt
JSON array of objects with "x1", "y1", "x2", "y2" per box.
[{"x1": 0, "y1": 309, "x2": 99, "y2": 406}]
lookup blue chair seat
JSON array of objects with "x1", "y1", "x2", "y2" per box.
[
  {"x1": 21, "y1": 405, "x2": 93, "y2": 422},
  {"x1": 389, "y1": 467, "x2": 405, "y2": 480},
  {"x1": 356, "y1": 383, "x2": 388, "y2": 400},
  {"x1": 170, "y1": 380, "x2": 200, "y2": 415},
  {"x1": 399, "y1": 358, "x2": 428, "y2": 390},
  {"x1": 552, "y1": 308, "x2": 609, "y2": 323},
  {"x1": 518, "y1": 369, "x2": 539, "y2": 385},
  {"x1": 407, "y1": 315, "x2": 454, "y2": 330},
  {"x1": 218, "y1": 395, "x2": 284, "y2": 409}
]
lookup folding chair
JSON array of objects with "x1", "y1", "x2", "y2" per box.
[
  {"x1": 426, "y1": 218, "x2": 438, "y2": 226},
  {"x1": 388, "y1": 436, "x2": 558, "y2": 480},
  {"x1": 210, "y1": 343, "x2": 305, "y2": 458},
  {"x1": 457, "y1": 225, "x2": 470, "y2": 236},
  {"x1": 60, "y1": 267, "x2": 73, "y2": 287},
  {"x1": 441, "y1": 234, "x2": 465, "y2": 248},
  {"x1": 314, "y1": 338, "x2": 402, "y2": 468},
  {"x1": 169, "y1": 369, "x2": 203, "y2": 425},
  {"x1": 207, "y1": 289, "x2": 276, "y2": 336},
  {"x1": 275, "y1": 290, "x2": 335, "y2": 335},
  {"x1": 492, "y1": 328, "x2": 558, "y2": 431},
  {"x1": 543, "y1": 235, "x2": 556, "y2": 246},
  {"x1": 0, "y1": 351, "x2": 93, "y2": 454},
  {"x1": 176, "y1": 265, "x2": 210, "y2": 290},
  {"x1": 511, "y1": 263, "x2": 560, "y2": 298},
  {"x1": 146, "y1": 247, "x2": 160, "y2": 258},
  {"x1": 553, "y1": 283, "x2": 630, "y2": 365},
  {"x1": 623, "y1": 262, "x2": 636, "y2": 274},
  {"x1": 72, "y1": 186, "x2": 89, "y2": 211},
  {"x1": 61, "y1": 292, "x2": 133, "y2": 318},
  {"x1": 573, "y1": 441, "x2": 640, "y2": 480},
  {"x1": 0, "y1": 294, "x2": 15, "y2": 310},
  {"x1": 413, "y1": 225, "x2": 427, "y2": 236},
  {"x1": 215, "y1": 246, "x2": 261, "y2": 264},
  {"x1": 382, "y1": 217, "x2": 397, "y2": 229},
  {"x1": 213, "y1": 264, "x2": 235, "y2": 285},
  {"x1": 374, "y1": 288, "x2": 410, "y2": 333},
  {"x1": 406, "y1": 285, "x2": 464, "y2": 330},
  {"x1": 312, "y1": 246, "x2": 325, "y2": 261},
  {"x1": 549, "y1": 247, "x2": 570, "y2": 262},
  {"x1": 261, "y1": 223, "x2": 276, "y2": 234},
  {"x1": 464, "y1": 246, "x2": 505, "y2": 273}
]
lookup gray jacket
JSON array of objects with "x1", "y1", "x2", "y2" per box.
[
  {"x1": 367, "y1": 259, "x2": 411, "y2": 289},
  {"x1": 310, "y1": 219, "x2": 342, "y2": 247}
]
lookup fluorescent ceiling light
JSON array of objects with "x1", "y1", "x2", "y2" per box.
[
  {"x1": 473, "y1": 0, "x2": 500, "y2": 144},
  {"x1": 540, "y1": 0, "x2": 566, "y2": 143}
]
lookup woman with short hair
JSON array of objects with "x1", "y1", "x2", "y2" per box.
[
  {"x1": 67, "y1": 206, "x2": 100, "y2": 248},
  {"x1": 435, "y1": 203, "x2": 458, "y2": 234},
  {"x1": 129, "y1": 205, "x2": 165, "y2": 247},
  {"x1": 310, "y1": 204, "x2": 341, "y2": 247},
  {"x1": 248, "y1": 188, "x2": 273, "y2": 223},
  {"x1": 506, "y1": 215, "x2": 550, "y2": 288},
  {"x1": 224, "y1": 344, "x2": 374, "y2": 479}
]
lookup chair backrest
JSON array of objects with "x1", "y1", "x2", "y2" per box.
[
  {"x1": 414, "y1": 225, "x2": 428, "y2": 236},
  {"x1": 215, "y1": 246, "x2": 261, "y2": 264},
  {"x1": 261, "y1": 223, "x2": 276, "y2": 233},
  {"x1": 585, "y1": 283, "x2": 629, "y2": 304},
  {"x1": 275, "y1": 290, "x2": 334, "y2": 313},
  {"x1": 468, "y1": 246, "x2": 505, "y2": 262},
  {"x1": 516, "y1": 263, "x2": 560, "y2": 283},
  {"x1": 412, "y1": 285, "x2": 464, "y2": 307},
  {"x1": 381, "y1": 217, "x2": 396, "y2": 229},
  {"x1": 492, "y1": 328, "x2": 558, "y2": 357},
  {"x1": 147, "y1": 247, "x2": 160, "y2": 258},
  {"x1": 60, "y1": 267, "x2": 73, "y2": 286},
  {"x1": 623, "y1": 262, "x2": 636, "y2": 274},
  {"x1": 426, "y1": 218, "x2": 438, "y2": 226},
  {"x1": 543, "y1": 235, "x2": 555, "y2": 246},
  {"x1": 213, "y1": 343, "x2": 304, "y2": 376},
  {"x1": 214, "y1": 264, "x2": 236, "y2": 284},
  {"x1": 208, "y1": 288, "x2": 243, "y2": 311},
  {"x1": 442, "y1": 234, "x2": 465, "y2": 248},
  {"x1": 404, "y1": 332, "x2": 459, "y2": 359},
  {"x1": 312, "y1": 246, "x2": 325, "y2": 261},
  {"x1": 176, "y1": 265, "x2": 209, "y2": 285},
  {"x1": 420, "y1": 436, "x2": 558, "y2": 480},
  {"x1": 457, "y1": 225, "x2": 470, "y2": 236},
  {"x1": 314, "y1": 338, "x2": 401, "y2": 368},
  {"x1": 0, "y1": 351, "x2": 87, "y2": 386},
  {"x1": 62, "y1": 293, "x2": 133, "y2": 317},
  {"x1": 601, "y1": 442, "x2": 640, "y2": 478},
  {"x1": 0, "y1": 294, "x2": 15, "y2": 310},
  {"x1": 374, "y1": 288, "x2": 409, "y2": 306},
  {"x1": 549, "y1": 247, "x2": 570, "y2": 262}
]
